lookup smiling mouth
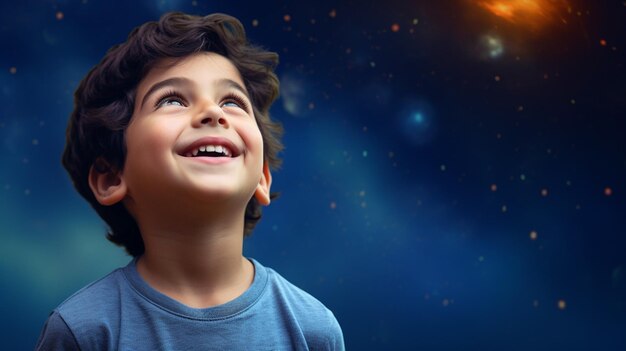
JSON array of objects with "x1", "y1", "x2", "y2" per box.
[
  {"x1": 184, "y1": 144, "x2": 233, "y2": 158},
  {"x1": 180, "y1": 137, "x2": 243, "y2": 159}
]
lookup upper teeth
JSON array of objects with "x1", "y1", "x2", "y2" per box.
[{"x1": 186, "y1": 144, "x2": 231, "y2": 157}]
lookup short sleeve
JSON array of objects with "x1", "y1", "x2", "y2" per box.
[
  {"x1": 325, "y1": 311, "x2": 345, "y2": 351},
  {"x1": 309, "y1": 309, "x2": 345, "y2": 351},
  {"x1": 36, "y1": 311, "x2": 81, "y2": 351}
]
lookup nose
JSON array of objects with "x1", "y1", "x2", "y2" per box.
[{"x1": 193, "y1": 102, "x2": 229, "y2": 128}]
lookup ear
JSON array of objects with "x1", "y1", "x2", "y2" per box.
[
  {"x1": 88, "y1": 160, "x2": 128, "y2": 206},
  {"x1": 253, "y1": 163, "x2": 272, "y2": 206}
]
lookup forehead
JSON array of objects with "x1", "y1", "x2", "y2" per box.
[{"x1": 137, "y1": 52, "x2": 246, "y2": 94}]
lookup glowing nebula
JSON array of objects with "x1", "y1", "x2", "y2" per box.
[
  {"x1": 397, "y1": 99, "x2": 437, "y2": 145},
  {"x1": 481, "y1": 34, "x2": 504, "y2": 58},
  {"x1": 475, "y1": 0, "x2": 568, "y2": 29},
  {"x1": 279, "y1": 72, "x2": 308, "y2": 117}
]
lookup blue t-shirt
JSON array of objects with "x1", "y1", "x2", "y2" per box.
[{"x1": 36, "y1": 258, "x2": 344, "y2": 350}]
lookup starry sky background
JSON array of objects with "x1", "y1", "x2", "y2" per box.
[{"x1": 1, "y1": 0, "x2": 625, "y2": 350}]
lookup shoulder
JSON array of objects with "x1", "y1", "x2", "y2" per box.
[
  {"x1": 264, "y1": 265, "x2": 330, "y2": 313},
  {"x1": 43, "y1": 267, "x2": 128, "y2": 348},
  {"x1": 258, "y1": 262, "x2": 345, "y2": 350},
  {"x1": 56, "y1": 267, "x2": 126, "y2": 319},
  {"x1": 36, "y1": 311, "x2": 80, "y2": 351}
]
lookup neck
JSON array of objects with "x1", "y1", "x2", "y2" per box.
[{"x1": 134, "y1": 204, "x2": 254, "y2": 309}]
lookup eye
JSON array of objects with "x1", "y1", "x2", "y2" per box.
[
  {"x1": 155, "y1": 90, "x2": 187, "y2": 109},
  {"x1": 223, "y1": 101, "x2": 240, "y2": 108},
  {"x1": 221, "y1": 93, "x2": 249, "y2": 111}
]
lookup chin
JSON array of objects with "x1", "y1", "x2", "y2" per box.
[{"x1": 189, "y1": 183, "x2": 256, "y2": 205}]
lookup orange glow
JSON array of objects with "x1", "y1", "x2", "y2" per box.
[
  {"x1": 485, "y1": 2, "x2": 516, "y2": 20},
  {"x1": 476, "y1": 0, "x2": 567, "y2": 29}
]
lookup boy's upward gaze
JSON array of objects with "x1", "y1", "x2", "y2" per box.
[{"x1": 36, "y1": 12, "x2": 344, "y2": 350}]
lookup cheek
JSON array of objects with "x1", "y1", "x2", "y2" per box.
[
  {"x1": 127, "y1": 119, "x2": 179, "y2": 152},
  {"x1": 244, "y1": 124, "x2": 264, "y2": 159},
  {"x1": 242, "y1": 116, "x2": 264, "y2": 150},
  {"x1": 123, "y1": 121, "x2": 180, "y2": 179}
]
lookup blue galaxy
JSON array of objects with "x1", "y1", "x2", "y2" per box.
[{"x1": 1, "y1": 1, "x2": 625, "y2": 349}]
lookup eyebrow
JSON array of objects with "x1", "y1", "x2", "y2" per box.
[
  {"x1": 140, "y1": 77, "x2": 250, "y2": 109},
  {"x1": 216, "y1": 78, "x2": 250, "y2": 100}
]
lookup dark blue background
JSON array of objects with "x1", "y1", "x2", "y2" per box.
[{"x1": 1, "y1": 0, "x2": 625, "y2": 349}]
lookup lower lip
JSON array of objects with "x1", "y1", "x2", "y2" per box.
[{"x1": 183, "y1": 156, "x2": 237, "y2": 164}]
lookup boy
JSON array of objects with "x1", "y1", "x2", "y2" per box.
[{"x1": 36, "y1": 12, "x2": 344, "y2": 350}]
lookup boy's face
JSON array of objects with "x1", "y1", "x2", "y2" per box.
[{"x1": 110, "y1": 52, "x2": 270, "y2": 214}]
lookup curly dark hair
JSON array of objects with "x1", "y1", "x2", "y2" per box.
[{"x1": 62, "y1": 12, "x2": 283, "y2": 257}]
